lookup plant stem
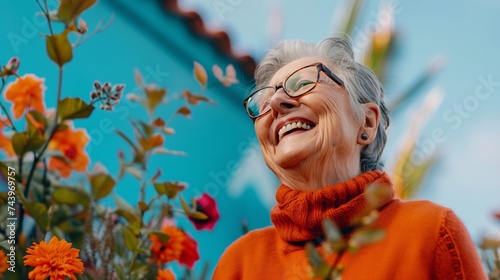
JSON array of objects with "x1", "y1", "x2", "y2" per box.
[
  {"x1": 43, "y1": 0, "x2": 54, "y2": 36},
  {"x1": 14, "y1": 156, "x2": 23, "y2": 244},
  {"x1": 0, "y1": 78, "x2": 18, "y2": 132},
  {"x1": 17, "y1": 66, "x2": 63, "y2": 240},
  {"x1": 326, "y1": 249, "x2": 346, "y2": 280}
]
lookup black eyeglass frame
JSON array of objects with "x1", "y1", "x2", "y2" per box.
[{"x1": 243, "y1": 62, "x2": 346, "y2": 119}]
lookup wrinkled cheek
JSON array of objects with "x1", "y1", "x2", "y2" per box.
[
  {"x1": 314, "y1": 100, "x2": 342, "y2": 148},
  {"x1": 254, "y1": 119, "x2": 275, "y2": 164}
]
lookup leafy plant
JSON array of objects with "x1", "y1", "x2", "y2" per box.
[
  {"x1": 306, "y1": 184, "x2": 390, "y2": 279},
  {"x1": 0, "y1": 1, "x2": 236, "y2": 279},
  {"x1": 480, "y1": 212, "x2": 500, "y2": 279}
]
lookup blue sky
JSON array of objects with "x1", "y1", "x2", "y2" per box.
[{"x1": 178, "y1": 0, "x2": 500, "y2": 240}]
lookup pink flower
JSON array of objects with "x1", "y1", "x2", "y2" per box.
[
  {"x1": 212, "y1": 64, "x2": 238, "y2": 87},
  {"x1": 188, "y1": 193, "x2": 220, "y2": 230}
]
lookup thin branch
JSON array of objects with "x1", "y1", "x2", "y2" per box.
[
  {"x1": 326, "y1": 249, "x2": 346, "y2": 280},
  {"x1": 43, "y1": 0, "x2": 54, "y2": 35},
  {"x1": 35, "y1": 0, "x2": 46, "y2": 14},
  {"x1": 73, "y1": 14, "x2": 115, "y2": 49},
  {"x1": 0, "y1": 78, "x2": 18, "y2": 132},
  {"x1": 17, "y1": 66, "x2": 64, "y2": 240},
  {"x1": 54, "y1": 66, "x2": 63, "y2": 123},
  {"x1": 15, "y1": 154, "x2": 24, "y2": 244}
]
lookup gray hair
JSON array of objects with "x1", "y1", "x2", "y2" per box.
[{"x1": 255, "y1": 37, "x2": 390, "y2": 172}]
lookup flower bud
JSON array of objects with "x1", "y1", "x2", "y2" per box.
[
  {"x1": 6, "y1": 57, "x2": 20, "y2": 75},
  {"x1": 93, "y1": 81, "x2": 101, "y2": 91},
  {"x1": 102, "y1": 82, "x2": 111, "y2": 94},
  {"x1": 113, "y1": 84, "x2": 125, "y2": 93},
  {"x1": 77, "y1": 18, "x2": 88, "y2": 34}
]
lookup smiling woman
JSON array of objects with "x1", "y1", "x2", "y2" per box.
[{"x1": 213, "y1": 37, "x2": 487, "y2": 279}]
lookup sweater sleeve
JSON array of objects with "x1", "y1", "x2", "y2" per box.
[
  {"x1": 433, "y1": 210, "x2": 487, "y2": 280},
  {"x1": 212, "y1": 236, "x2": 245, "y2": 280}
]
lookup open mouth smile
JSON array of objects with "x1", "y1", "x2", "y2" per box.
[{"x1": 276, "y1": 120, "x2": 316, "y2": 143}]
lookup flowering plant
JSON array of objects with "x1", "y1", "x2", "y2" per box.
[
  {"x1": 480, "y1": 211, "x2": 500, "y2": 279},
  {"x1": 0, "y1": 1, "x2": 235, "y2": 279}
]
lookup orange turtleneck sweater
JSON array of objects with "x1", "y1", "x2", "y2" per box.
[{"x1": 213, "y1": 171, "x2": 487, "y2": 280}]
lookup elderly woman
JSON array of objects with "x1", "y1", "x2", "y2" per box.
[{"x1": 213, "y1": 38, "x2": 486, "y2": 279}]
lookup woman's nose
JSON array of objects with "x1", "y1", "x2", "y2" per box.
[{"x1": 269, "y1": 88, "x2": 300, "y2": 119}]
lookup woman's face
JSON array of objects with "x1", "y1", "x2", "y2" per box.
[{"x1": 254, "y1": 56, "x2": 363, "y2": 172}]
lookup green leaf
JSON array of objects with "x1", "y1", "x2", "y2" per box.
[
  {"x1": 153, "y1": 181, "x2": 185, "y2": 199},
  {"x1": 322, "y1": 219, "x2": 342, "y2": 242},
  {"x1": 365, "y1": 183, "x2": 393, "y2": 210},
  {"x1": 114, "y1": 195, "x2": 140, "y2": 224},
  {"x1": 23, "y1": 202, "x2": 49, "y2": 230},
  {"x1": 12, "y1": 131, "x2": 45, "y2": 158},
  {"x1": 116, "y1": 130, "x2": 139, "y2": 153},
  {"x1": 152, "y1": 148, "x2": 187, "y2": 156},
  {"x1": 27, "y1": 111, "x2": 48, "y2": 134},
  {"x1": 57, "y1": 0, "x2": 97, "y2": 27},
  {"x1": 129, "y1": 222, "x2": 141, "y2": 236},
  {"x1": 179, "y1": 196, "x2": 191, "y2": 214},
  {"x1": 0, "y1": 240, "x2": 10, "y2": 251},
  {"x1": 305, "y1": 242, "x2": 330, "y2": 278},
  {"x1": 144, "y1": 86, "x2": 166, "y2": 115},
  {"x1": 341, "y1": 0, "x2": 364, "y2": 36},
  {"x1": 193, "y1": 61, "x2": 208, "y2": 87},
  {"x1": 122, "y1": 227, "x2": 138, "y2": 251},
  {"x1": 349, "y1": 228, "x2": 386, "y2": 252},
  {"x1": 90, "y1": 173, "x2": 116, "y2": 200},
  {"x1": 58, "y1": 97, "x2": 95, "y2": 121},
  {"x1": 139, "y1": 121, "x2": 154, "y2": 137},
  {"x1": 46, "y1": 31, "x2": 73, "y2": 67},
  {"x1": 189, "y1": 211, "x2": 208, "y2": 220},
  {"x1": 480, "y1": 237, "x2": 500, "y2": 250},
  {"x1": 52, "y1": 186, "x2": 90, "y2": 207},
  {"x1": 138, "y1": 201, "x2": 149, "y2": 211},
  {"x1": 150, "y1": 231, "x2": 170, "y2": 243},
  {"x1": 124, "y1": 166, "x2": 142, "y2": 180}
]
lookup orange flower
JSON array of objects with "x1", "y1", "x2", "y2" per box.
[
  {"x1": 150, "y1": 225, "x2": 186, "y2": 265},
  {"x1": 156, "y1": 268, "x2": 176, "y2": 280},
  {"x1": 0, "y1": 117, "x2": 14, "y2": 157},
  {"x1": 150, "y1": 225, "x2": 200, "y2": 268},
  {"x1": 24, "y1": 236, "x2": 84, "y2": 280},
  {"x1": 3, "y1": 74, "x2": 46, "y2": 119},
  {"x1": 0, "y1": 250, "x2": 8, "y2": 278},
  {"x1": 48, "y1": 123, "x2": 90, "y2": 177}
]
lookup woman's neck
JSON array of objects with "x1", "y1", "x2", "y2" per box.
[{"x1": 272, "y1": 156, "x2": 361, "y2": 191}]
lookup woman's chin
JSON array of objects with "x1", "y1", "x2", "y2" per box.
[{"x1": 272, "y1": 141, "x2": 311, "y2": 169}]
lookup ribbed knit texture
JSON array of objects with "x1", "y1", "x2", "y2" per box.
[
  {"x1": 271, "y1": 170, "x2": 393, "y2": 246},
  {"x1": 213, "y1": 171, "x2": 487, "y2": 279}
]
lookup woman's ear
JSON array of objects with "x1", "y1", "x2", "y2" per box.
[{"x1": 358, "y1": 102, "x2": 380, "y2": 145}]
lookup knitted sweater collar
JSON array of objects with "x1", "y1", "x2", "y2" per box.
[{"x1": 270, "y1": 171, "x2": 394, "y2": 251}]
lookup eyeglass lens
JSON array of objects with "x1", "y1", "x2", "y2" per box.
[{"x1": 248, "y1": 65, "x2": 319, "y2": 118}]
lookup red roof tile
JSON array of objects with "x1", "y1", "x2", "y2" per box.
[{"x1": 161, "y1": 0, "x2": 257, "y2": 78}]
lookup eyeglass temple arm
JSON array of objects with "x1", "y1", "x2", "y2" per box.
[{"x1": 319, "y1": 64, "x2": 345, "y2": 88}]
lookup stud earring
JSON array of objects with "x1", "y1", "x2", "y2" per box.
[{"x1": 360, "y1": 133, "x2": 369, "y2": 141}]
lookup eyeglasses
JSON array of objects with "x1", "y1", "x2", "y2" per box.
[{"x1": 243, "y1": 62, "x2": 346, "y2": 119}]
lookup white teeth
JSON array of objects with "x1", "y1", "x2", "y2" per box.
[{"x1": 278, "y1": 121, "x2": 314, "y2": 141}]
